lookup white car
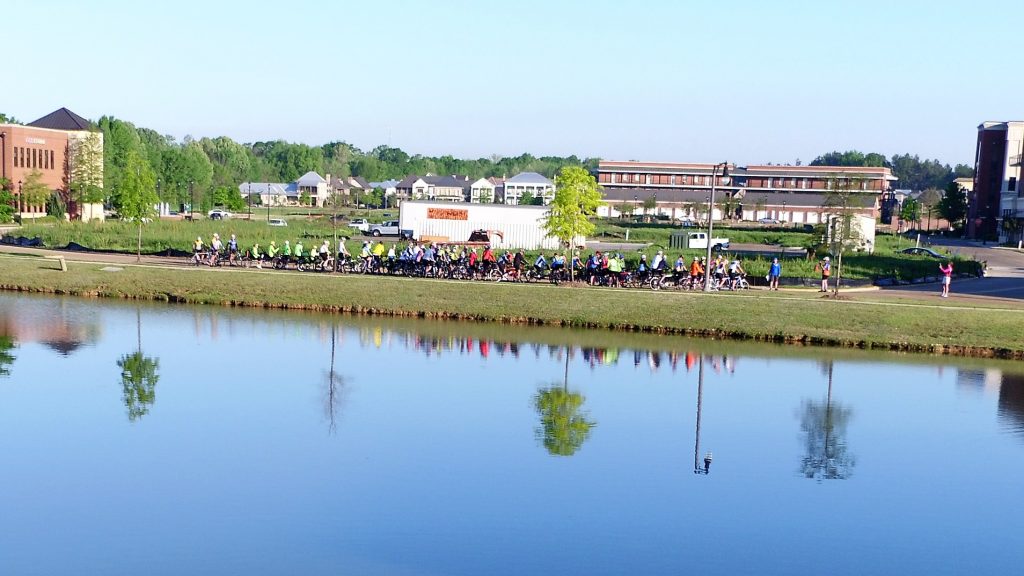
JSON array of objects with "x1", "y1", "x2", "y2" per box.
[
  {"x1": 348, "y1": 218, "x2": 370, "y2": 232},
  {"x1": 268, "y1": 218, "x2": 288, "y2": 227},
  {"x1": 208, "y1": 209, "x2": 233, "y2": 220}
]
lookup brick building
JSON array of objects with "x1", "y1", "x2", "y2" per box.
[
  {"x1": 1, "y1": 107, "x2": 102, "y2": 219},
  {"x1": 595, "y1": 161, "x2": 895, "y2": 224},
  {"x1": 968, "y1": 121, "x2": 1023, "y2": 241}
]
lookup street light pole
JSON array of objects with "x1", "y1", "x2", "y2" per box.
[
  {"x1": 704, "y1": 162, "x2": 729, "y2": 292},
  {"x1": 189, "y1": 180, "x2": 195, "y2": 221},
  {"x1": 247, "y1": 182, "x2": 252, "y2": 219}
]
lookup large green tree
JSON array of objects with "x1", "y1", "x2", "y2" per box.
[
  {"x1": 544, "y1": 166, "x2": 602, "y2": 281},
  {"x1": 937, "y1": 180, "x2": 969, "y2": 227}
]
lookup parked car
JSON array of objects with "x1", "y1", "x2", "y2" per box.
[
  {"x1": 208, "y1": 209, "x2": 232, "y2": 220},
  {"x1": 758, "y1": 217, "x2": 781, "y2": 225},
  {"x1": 268, "y1": 218, "x2": 288, "y2": 227},
  {"x1": 369, "y1": 220, "x2": 401, "y2": 237},
  {"x1": 900, "y1": 247, "x2": 946, "y2": 259},
  {"x1": 675, "y1": 217, "x2": 696, "y2": 227},
  {"x1": 684, "y1": 232, "x2": 730, "y2": 251},
  {"x1": 348, "y1": 218, "x2": 370, "y2": 232}
]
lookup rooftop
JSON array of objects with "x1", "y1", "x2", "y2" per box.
[
  {"x1": 26, "y1": 107, "x2": 92, "y2": 131},
  {"x1": 506, "y1": 172, "x2": 553, "y2": 185}
]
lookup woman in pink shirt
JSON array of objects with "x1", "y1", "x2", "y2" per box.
[{"x1": 939, "y1": 261, "x2": 953, "y2": 298}]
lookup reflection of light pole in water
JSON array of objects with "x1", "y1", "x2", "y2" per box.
[{"x1": 694, "y1": 355, "x2": 713, "y2": 474}]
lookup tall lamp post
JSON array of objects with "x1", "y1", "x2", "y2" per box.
[
  {"x1": 189, "y1": 180, "x2": 195, "y2": 221},
  {"x1": 247, "y1": 182, "x2": 252, "y2": 219},
  {"x1": 704, "y1": 162, "x2": 729, "y2": 292},
  {"x1": 782, "y1": 200, "x2": 787, "y2": 224}
]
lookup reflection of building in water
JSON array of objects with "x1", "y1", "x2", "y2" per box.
[
  {"x1": 998, "y1": 373, "x2": 1024, "y2": 436},
  {"x1": 0, "y1": 301, "x2": 100, "y2": 356},
  {"x1": 957, "y1": 368, "x2": 1024, "y2": 438},
  {"x1": 956, "y1": 369, "x2": 1004, "y2": 395}
]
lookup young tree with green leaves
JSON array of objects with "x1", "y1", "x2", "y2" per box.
[
  {"x1": 543, "y1": 166, "x2": 603, "y2": 281},
  {"x1": 823, "y1": 174, "x2": 868, "y2": 296},
  {"x1": 0, "y1": 178, "x2": 14, "y2": 223},
  {"x1": 114, "y1": 150, "x2": 158, "y2": 262},
  {"x1": 938, "y1": 181, "x2": 968, "y2": 230},
  {"x1": 67, "y1": 131, "x2": 106, "y2": 218},
  {"x1": 20, "y1": 170, "x2": 51, "y2": 212},
  {"x1": 519, "y1": 190, "x2": 536, "y2": 206},
  {"x1": 642, "y1": 196, "x2": 657, "y2": 220},
  {"x1": 900, "y1": 197, "x2": 920, "y2": 225}
]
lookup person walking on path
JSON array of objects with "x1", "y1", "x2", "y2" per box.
[
  {"x1": 940, "y1": 261, "x2": 953, "y2": 298},
  {"x1": 768, "y1": 257, "x2": 782, "y2": 291},
  {"x1": 815, "y1": 256, "x2": 831, "y2": 292}
]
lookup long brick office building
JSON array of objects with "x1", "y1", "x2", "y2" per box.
[
  {"x1": 1, "y1": 107, "x2": 102, "y2": 219},
  {"x1": 596, "y1": 160, "x2": 897, "y2": 224}
]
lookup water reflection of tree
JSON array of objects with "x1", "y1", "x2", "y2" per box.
[
  {"x1": 534, "y1": 348, "x2": 596, "y2": 457},
  {"x1": 0, "y1": 336, "x2": 15, "y2": 377},
  {"x1": 117, "y1": 308, "x2": 160, "y2": 422},
  {"x1": 799, "y1": 362, "x2": 855, "y2": 480},
  {"x1": 323, "y1": 324, "x2": 348, "y2": 434}
]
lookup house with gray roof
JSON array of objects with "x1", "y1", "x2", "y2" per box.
[
  {"x1": 503, "y1": 172, "x2": 555, "y2": 205},
  {"x1": 240, "y1": 170, "x2": 329, "y2": 207}
]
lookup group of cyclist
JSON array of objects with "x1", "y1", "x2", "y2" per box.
[
  {"x1": 189, "y1": 233, "x2": 751, "y2": 290},
  {"x1": 573, "y1": 250, "x2": 749, "y2": 290}
]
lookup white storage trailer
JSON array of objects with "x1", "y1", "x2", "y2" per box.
[{"x1": 399, "y1": 201, "x2": 573, "y2": 250}]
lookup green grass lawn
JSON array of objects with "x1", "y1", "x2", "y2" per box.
[{"x1": 1, "y1": 256, "x2": 1020, "y2": 358}]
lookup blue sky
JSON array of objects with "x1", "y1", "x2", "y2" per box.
[{"x1": 7, "y1": 0, "x2": 1022, "y2": 165}]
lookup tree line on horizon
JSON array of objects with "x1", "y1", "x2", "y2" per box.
[
  {"x1": 96, "y1": 117, "x2": 599, "y2": 211},
  {"x1": 2, "y1": 112, "x2": 976, "y2": 214},
  {"x1": 808, "y1": 150, "x2": 974, "y2": 192}
]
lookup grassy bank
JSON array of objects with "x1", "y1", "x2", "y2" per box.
[{"x1": 1, "y1": 256, "x2": 1021, "y2": 358}]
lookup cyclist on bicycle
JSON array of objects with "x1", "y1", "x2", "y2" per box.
[
  {"x1": 282, "y1": 240, "x2": 292, "y2": 267},
  {"x1": 294, "y1": 240, "x2": 304, "y2": 262},
  {"x1": 250, "y1": 242, "x2": 263, "y2": 269},
  {"x1": 482, "y1": 246, "x2": 496, "y2": 274},
  {"x1": 728, "y1": 259, "x2": 746, "y2": 290},
  {"x1": 267, "y1": 241, "x2": 279, "y2": 265},
  {"x1": 533, "y1": 253, "x2": 548, "y2": 277},
  {"x1": 228, "y1": 234, "x2": 239, "y2": 265},
  {"x1": 372, "y1": 240, "x2": 386, "y2": 272},
  {"x1": 319, "y1": 240, "x2": 331, "y2": 270},
  {"x1": 192, "y1": 236, "x2": 205, "y2": 265},
  {"x1": 209, "y1": 234, "x2": 223, "y2": 266}
]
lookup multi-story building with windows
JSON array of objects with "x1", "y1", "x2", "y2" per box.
[
  {"x1": 595, "y1": 160, "x2": 896, "y2": 224},
  {"x1": 968, "y1": 121, "x2": 1023, "y2": 242},
  {"x1": 1, "y1": 107, "x2": 102, "y2": 220}
]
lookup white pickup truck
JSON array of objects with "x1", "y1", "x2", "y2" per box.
[
  {"x1": 368, "y1": 220, "x2": 401, "y2": 237},
  {"x1": 686, "y1": 232, "x2": 730, "y2": 251}
]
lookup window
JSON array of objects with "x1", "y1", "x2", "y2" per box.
[
  {"x1": 51, "y1": 150, "x2": 55, "y2": 169},
  {"x1": 31, "y1": 148, "x2": 37, "y2": 169},
  {"x1": 1010, "y1": 177, "x2": 1017, "y2": 192},
  {"x1": 12, "y1": 147, "x2": 17, "y2": 168}
]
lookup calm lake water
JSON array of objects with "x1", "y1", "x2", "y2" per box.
[{"x1": 1, "y1": 292, "x2": 1023, "y2": 576}]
